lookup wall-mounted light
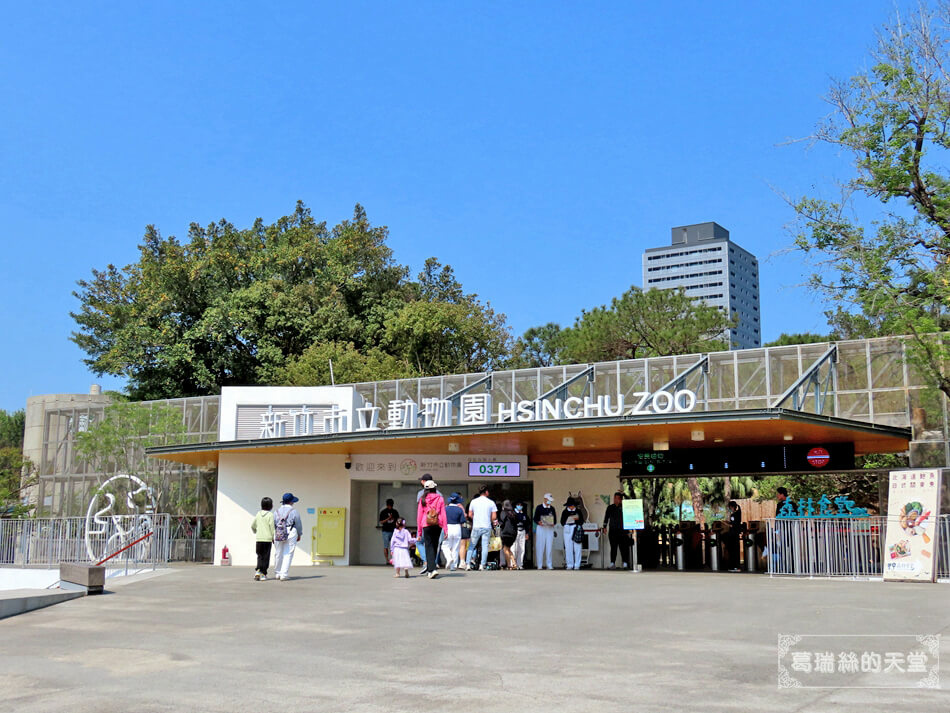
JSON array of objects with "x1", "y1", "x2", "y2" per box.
[
  {"x1": 653, "y1": 439, "x2": 669, "y2": 451},
  {"x1": 448, "y1": 442, "x2": 460, "y2": 452},
  {"x1": 562, "y1": 436, "x2": 575, "y2": 447},
  {"x1": 713, "y1": 438, "x2": 725, "y2": 443},
  {"x1": 691, "y1": 429, "x2": 705, "y2": 441},
  {"x1": 783, "y1": 434, "x2": 794, "y2": 441}
]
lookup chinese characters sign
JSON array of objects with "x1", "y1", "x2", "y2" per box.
[
  {"x1": 776, "y1": 495, "x2": 868, "y2": 519},
  {"x1": 348, "y1": 454, "x2": 528, "y2": 481},
  {"x1": 883, "y1": 469, "x2": 942, "y2": 583},
  {"x1": 778, "y1": 634, "x2": 939, "y2": 689}
]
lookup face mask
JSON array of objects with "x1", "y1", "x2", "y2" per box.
[{"x1": 515, "y1": 506, "x2": 523, "y2": 513}]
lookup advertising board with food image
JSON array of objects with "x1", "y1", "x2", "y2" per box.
[{"x1": 883, "y1": 469, "x2": 942, "y2": 582}]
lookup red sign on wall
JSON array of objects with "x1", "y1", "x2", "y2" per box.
[{"x1": 806, "y1": 447, "x2": 831, "y2": 468}]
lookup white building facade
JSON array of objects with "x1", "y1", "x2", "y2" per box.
[{"x1": 642, "y1": 222, "x2": 761, "y2": 349}]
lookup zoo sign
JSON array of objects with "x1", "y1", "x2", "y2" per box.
[{"x1": 496, "y1": 389, "x2": 698, "y2": 423}]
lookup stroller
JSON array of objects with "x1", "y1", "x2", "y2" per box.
[{"x1": 467, "y1": 530, "x2": 501, "y2": 570}]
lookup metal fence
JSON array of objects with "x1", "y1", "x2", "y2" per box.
[
  {"x1": 766, "y1": 515, "x2": 950, "y2": 580},
  {"x1": 0, "y1": 514, "x2": 170, "y2": 570}
]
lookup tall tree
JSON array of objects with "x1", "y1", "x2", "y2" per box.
[
  {"x1": 792, "y1": 5, "x2": 950, "y2": 398},
  {"x1": 382, "y1": 258, "x2": 511, "y2": 375},
  {"x1": 507, "y1": 322, "x2": 567, "y2": 368},
  {"x1": 0, "y1": 409, "x2": 25, "y2": 450},
  {"x1": 560, "y1": 286, "x2": 734, "y2": 364},
  {"x1": 71, "y1": 205, "x2": 511, "y2": 397}
]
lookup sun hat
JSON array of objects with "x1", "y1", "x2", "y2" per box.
[
  {"x1": 423, "y1": 479, "x2": 438, "y2": 490},
  {"x1": 543, "y1": 493, "x2": 554, "y2": 502},
  {"x1": 564, "y1": 496, "x2": 577, "y2": 507},
  {"x1": 282, "y1": 492, "x2": 299, "y2": 504},
  {"x1": 449, "y1": 492, "x2": 462, "y2": 504}
]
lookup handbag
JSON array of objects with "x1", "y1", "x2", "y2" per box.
[
  {"x1": 572, "y1": 524, "x2": 585, "y2": 544},
  {"x1": 488, "y1": 535, "x2": 503, "y2": 552}
]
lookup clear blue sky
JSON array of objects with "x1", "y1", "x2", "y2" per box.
[{"x1": 0, "y1": 2, "x2": 909, "y2": 411}]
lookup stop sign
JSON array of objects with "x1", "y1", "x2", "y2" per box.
[{"x1": 807, "y1": 447, "x2": 831, "y2": 468}]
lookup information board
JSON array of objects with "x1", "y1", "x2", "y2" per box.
[
  {"x1": 621, "y1": 499, "x2": 645, "y2": 530},
  {"x1": 883, "y1": 469, "x2": 942, "y2": 583},
  {"x1": 468, "y1": 461, "x2": 521, "y2": 477},
  {"x1": 621, "y1": 444, "x2": 855, "y2": 476}
]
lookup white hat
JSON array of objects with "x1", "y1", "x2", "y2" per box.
[
  {"x1": 423, "y1": 479, "x2": 438, "y2": 490},
  {"x1": 543, "y1": 493, "x2": 553, "y2": 502}
]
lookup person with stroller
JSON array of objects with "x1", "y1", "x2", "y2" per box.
[
  {"x1": 561, "y1": 496, "x2": 585, "y2": 570},
  {"x1": 465, "y1": 485, "x2": 497, "y2": 571}
]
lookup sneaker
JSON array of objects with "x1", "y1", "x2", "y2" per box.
[
  {"x1": 254, "y1": 572, "x2": 261, "y2": 580},
  {"x1": 608, "y1": 563, "x2": 616, "y2": 570},
  {"x1": 260, "y1": 574, "x2": 267, "y2": 581},
  {"x1": 622, "y1": 563, "x2": 629, "y2": 570},
  {"x1": 427, "y1": 570, "x2": 438, "y2": 579}
]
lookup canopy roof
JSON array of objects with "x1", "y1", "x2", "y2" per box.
[{"x1": 147, "y1": 408, "x2": 910, "y2": 471}]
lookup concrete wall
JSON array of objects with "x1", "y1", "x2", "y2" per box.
[{"x1": 213, "y1": 452, "x2": 352, "y2": 567}]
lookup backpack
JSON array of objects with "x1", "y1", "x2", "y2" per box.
[
  {"x1": 500, "y1": 512, "x2": 517, "y2": 538},
  {"x1": 426, "y1": 506, "x2": 440, "y2": 526},
  {"x1": 275, "y1": 506, "x2": 293, "y2": 542}
]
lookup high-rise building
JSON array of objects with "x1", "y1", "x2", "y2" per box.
[{"x1": 642, "y1": 222, "x2": 761, "y2": 349}]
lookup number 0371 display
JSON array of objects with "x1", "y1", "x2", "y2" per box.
[{"x1": 468, "y1": 462, "x2": 521, "y2": 477}]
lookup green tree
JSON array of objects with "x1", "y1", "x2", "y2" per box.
[
  {"x1": 507, "y1": 322, "x2": 566, "y2": 368},
  {"x1": 561, "y1": 286, "x2": 734, "y2": 364},
  {"x1": 382, "y1": 259, "x2": 511, "y2": 375},
  {"x1": 792, "y1": 5, "x2": 950, "y2": 398},
  {"x1": 0, "y1": 409, "x2": 25, "y2": 449},
  {"x1": 276, "y1": 341, "x2": 415, "y2": 386},
  {"x1": 763, "y1": 332, "x2": 833, "y2": 347},
  {"x1": 0, "y1": 447, "x2": 33, "y2": 517},
  {"x1": 72, "y1": 203, "x2": 411, "y2": 399}
]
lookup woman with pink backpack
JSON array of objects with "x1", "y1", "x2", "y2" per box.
[{"x1": 415, "y1": 479, "x2": 447, "y2": 579}]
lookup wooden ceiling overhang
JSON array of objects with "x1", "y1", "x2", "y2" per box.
[{"x1": 147, "y1": 408, "x2": 911, "y2": 470}]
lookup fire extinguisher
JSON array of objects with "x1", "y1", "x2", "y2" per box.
[{"x1": 221, "y1": 544, "x2": 231, "y2": 565}]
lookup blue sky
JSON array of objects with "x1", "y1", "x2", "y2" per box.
[{"x1": 0, "y1": 2, "x2": 908, "y2": 411}]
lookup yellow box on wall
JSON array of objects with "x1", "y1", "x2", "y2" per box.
[{"x1": 314, "y1": 507, "x2": 346, "y2": 557}]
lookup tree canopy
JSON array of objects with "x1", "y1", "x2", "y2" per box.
[
  {"x1": 72, "y1": 204, "x2": 511, "y2": 398},
  {"x1": 792, "y1": 5, "x2": 950, "y2": 398},
  {"x1": 510, "y1": 286, "x2": 734, "y2": 369}
]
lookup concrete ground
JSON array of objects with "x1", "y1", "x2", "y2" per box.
[{"x1": 0, "y1": 565, "x2": 947, "y2": 713}]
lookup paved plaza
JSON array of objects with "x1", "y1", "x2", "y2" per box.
[{"x1": 0, "y1": 565, "x2": 948, "y2": 712}]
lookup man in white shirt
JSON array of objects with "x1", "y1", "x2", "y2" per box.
[{"x1": 465, "y1": 485, "x2": 498, "y2": 571}]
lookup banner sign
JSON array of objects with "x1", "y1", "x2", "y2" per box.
[
  {"x1": 348, "y1": 454, "x2": 527, "y2": 481},
  {"x1": 621, "y1": 499, "x2": 645, "y2": 530},
  {"x1": 883, "y1": 469, "x2": 942, "y2": 583}
]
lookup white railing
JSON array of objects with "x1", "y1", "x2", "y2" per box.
[
  {"x1": 766, "y1": 515, "x2": 949, "y2": 580},
  {"x1": 0, "y1": 514, "x2": 170, "y2": 569}
]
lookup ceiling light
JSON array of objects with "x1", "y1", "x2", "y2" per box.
[
  {"x1": 783, "y1": 434, "x2": 794, "y2": 441},
  {"x1": 448, "y1": 442, "x2": 460, "y2": 452},
  {"x1": 713, "y1": 438, "x2": 725, "y2": 443},
  {"x1": 562, "y1": 436, "x2": 575, "y2": 447},
  {"x1": 691, "y1": 429, "x2": 705, "y2": 441},
  {"x1": 653, "y1": 439, "x2": 669, "y2": 451}
]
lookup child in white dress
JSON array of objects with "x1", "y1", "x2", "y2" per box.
[{"x1": 389, "y1": 519, "x2": 415, "y2": 578}]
